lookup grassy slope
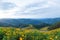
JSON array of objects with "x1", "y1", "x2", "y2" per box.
[{"x1": 0, "y1": 27, "x2": 60, "y2": 40}]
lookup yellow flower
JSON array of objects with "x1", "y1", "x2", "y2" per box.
[
  {"x1": 19, "y1": 37, "x2": 23, "y2": 40},
  {"x1": 22, "y1": 35, "x2": 24, "y2": 37},
  {"x1": 55, "y1": 36, "x2": 58, "y2": 39},
  {"x1": 50, "y1": 38, "x2": 54, "y2": 40}
]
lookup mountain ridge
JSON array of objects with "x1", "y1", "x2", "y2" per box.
[{"x1": 0, "y1": 18, "x2": 60, "y2": 28}]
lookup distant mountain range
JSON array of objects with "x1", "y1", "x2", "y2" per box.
[{"x1": 0, "y1": 18, "x2": 60, "y2": 27}]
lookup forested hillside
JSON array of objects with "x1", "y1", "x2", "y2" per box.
[{"x1": 0, "y1": 18, "x2": 60, "y2": 28}]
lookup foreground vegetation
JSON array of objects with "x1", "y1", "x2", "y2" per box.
[{"x1": 0, "y1": 27, "x2": 60, "y2": 40}]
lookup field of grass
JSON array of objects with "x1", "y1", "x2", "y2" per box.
[{"x1": 0, "y1": 27, "x2": 60, "y2": 40}]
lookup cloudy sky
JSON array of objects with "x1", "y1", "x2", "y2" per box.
[{"x1": 0, "y1": 0, "x2": 60, "y2": 19}]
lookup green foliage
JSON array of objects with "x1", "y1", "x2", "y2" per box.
[
  {"x1": 24, "y1": 31, "x2": 48, "y2": 40},
  {"x1": 0, "y1": 27, "x2": 60, "y2": 40},
  {"x1": 0, "y1": 31, "x2": 5, "y2": 40},
  {"x1": 48, "y1": 22, "x2": 60, "y2": 30}
]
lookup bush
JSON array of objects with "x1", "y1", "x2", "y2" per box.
[
  {"x1": 0, "y1": 31, "x2": 5, "y2": 40},
  {"x1": 48, "y1": 22, "x2": 60, "y2": 30}
]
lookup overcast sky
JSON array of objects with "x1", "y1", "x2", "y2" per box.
[{"x1": 0, "y1": 0, "x2": 60, "y2": 19}]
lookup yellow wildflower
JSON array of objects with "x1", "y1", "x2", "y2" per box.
[
  {"x1": 55, "y1": 36, "x2": 58, "y2": 39},
  {"x1": 22, "y1": 35, "x2": 24, "y2": 37},
  {"x1": 50, "y1": 38, "x2": 54, "y2": 40},
  {"x1": 19, "y1": 37, "x2": 23, "y2": 40}
]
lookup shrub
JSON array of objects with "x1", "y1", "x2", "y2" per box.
[{"x1": 0, "y1": 31, "x2": 5, "y2": 40}]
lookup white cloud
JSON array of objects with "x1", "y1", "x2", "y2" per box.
[{"x1": 0, "y1": 0, "x2": 60, "y2": 18}]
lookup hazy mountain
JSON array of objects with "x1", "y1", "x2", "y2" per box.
[{"x1": 0, "y1": 18, "x2": 60, "y2": 27}]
